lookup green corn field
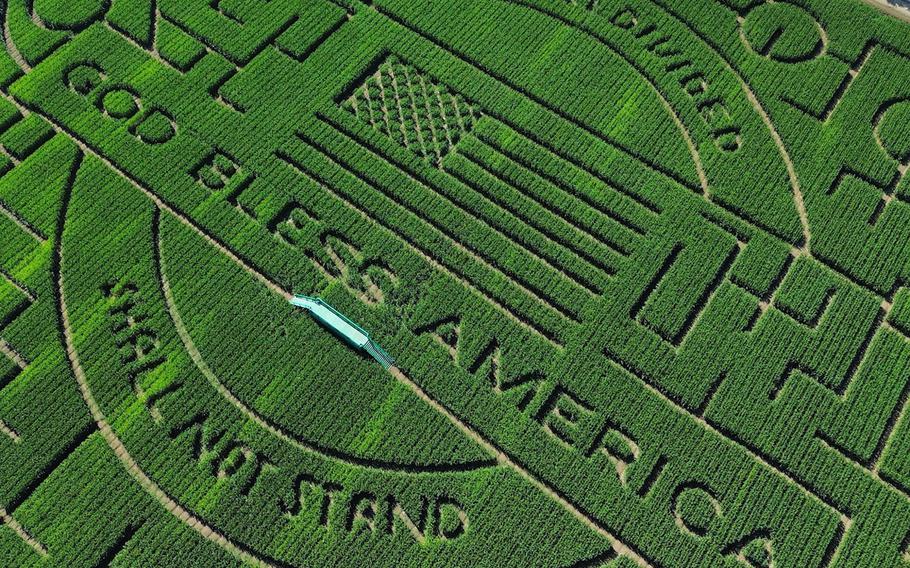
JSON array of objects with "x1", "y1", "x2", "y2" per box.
[{"x1": 1, "y1": 0, "x2": 910, "y2": 566}]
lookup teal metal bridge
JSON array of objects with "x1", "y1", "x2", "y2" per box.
[{"x1": 289, "y1": 295, "x2": 395, "y2": 369}]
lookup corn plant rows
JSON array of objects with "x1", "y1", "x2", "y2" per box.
[{"x1": 1, "y1": 0, "x2": 910, "y2": 566}]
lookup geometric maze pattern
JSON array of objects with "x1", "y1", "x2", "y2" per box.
[
  {"x1": 1, "y1": 0, "x2": 910, "y2": 567},
  {"x1": 343, "y1": 56, "x2": 480, "y2": 166}
]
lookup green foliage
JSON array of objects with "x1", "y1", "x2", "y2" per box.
[
  {"x1": 741, "y1": 538, "x2": 773, "y2": 568},
  {"x1": 891, "y1": 287, "x2": 910, "y2": 336},
  {"x1": 742, "y1": 3, "x2": 823, "y2": 62},
  {"x1": 343, "y1": 56, "x2": 479, "y2": 166},
  {"x1": 102, "y1": 88, "x2": 139, "y2": 119},
  {"x1": 130, "y1": 109, "x2": 174, "y2": 143},
  {"x1": 0, "y1": 0, "x2": 909, "y2": 567},
  {"x1": 877, "y1": 101, "x2": 910, "y2": 162},
  {"x1": 157, "y1": 19, "x2": 207, "y2": 71},
  {"x1": 32, "y1": 0, "x2": 107, "y2": 30},
  {"x1": 674, "y1": 487, "x2": 717, "y2": 536},
  {"x1": 0, "y1": 114, "x2": 54, "y2": 160}
]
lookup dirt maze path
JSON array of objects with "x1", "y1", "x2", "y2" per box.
[{"x1": 3, "y1": 0, "x2": 910, "y2": 566}]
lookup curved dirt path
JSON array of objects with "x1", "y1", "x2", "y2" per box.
[
  {"x1": 7, "y1": 7, "x2": 647, "y2": 563},
  {"x1": 54, "y1": 154, "x2": 281, "y2": 568},
  {"x1": 154, "y1": 210, "x2": 494, "y2": 474},
  {"x1": 646, "y1": 0, "x2": 812, "y2": 249},
  {"x1": 387, "y1": 364, "x2": 651, "y2": 566},
  {"x1": 0, "y1": 507, "x2": 46, "y2": 556},
  {"x1": 1, "y1": 10, "x2": 30, "y2": 73},
  {"x1": 57, "y1": 149, "x2": 647, "y2": 567}
]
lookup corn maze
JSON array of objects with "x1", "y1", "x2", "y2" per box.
[{"x1": 2, "y1": 0, "x2": 910, "y2": 565}]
